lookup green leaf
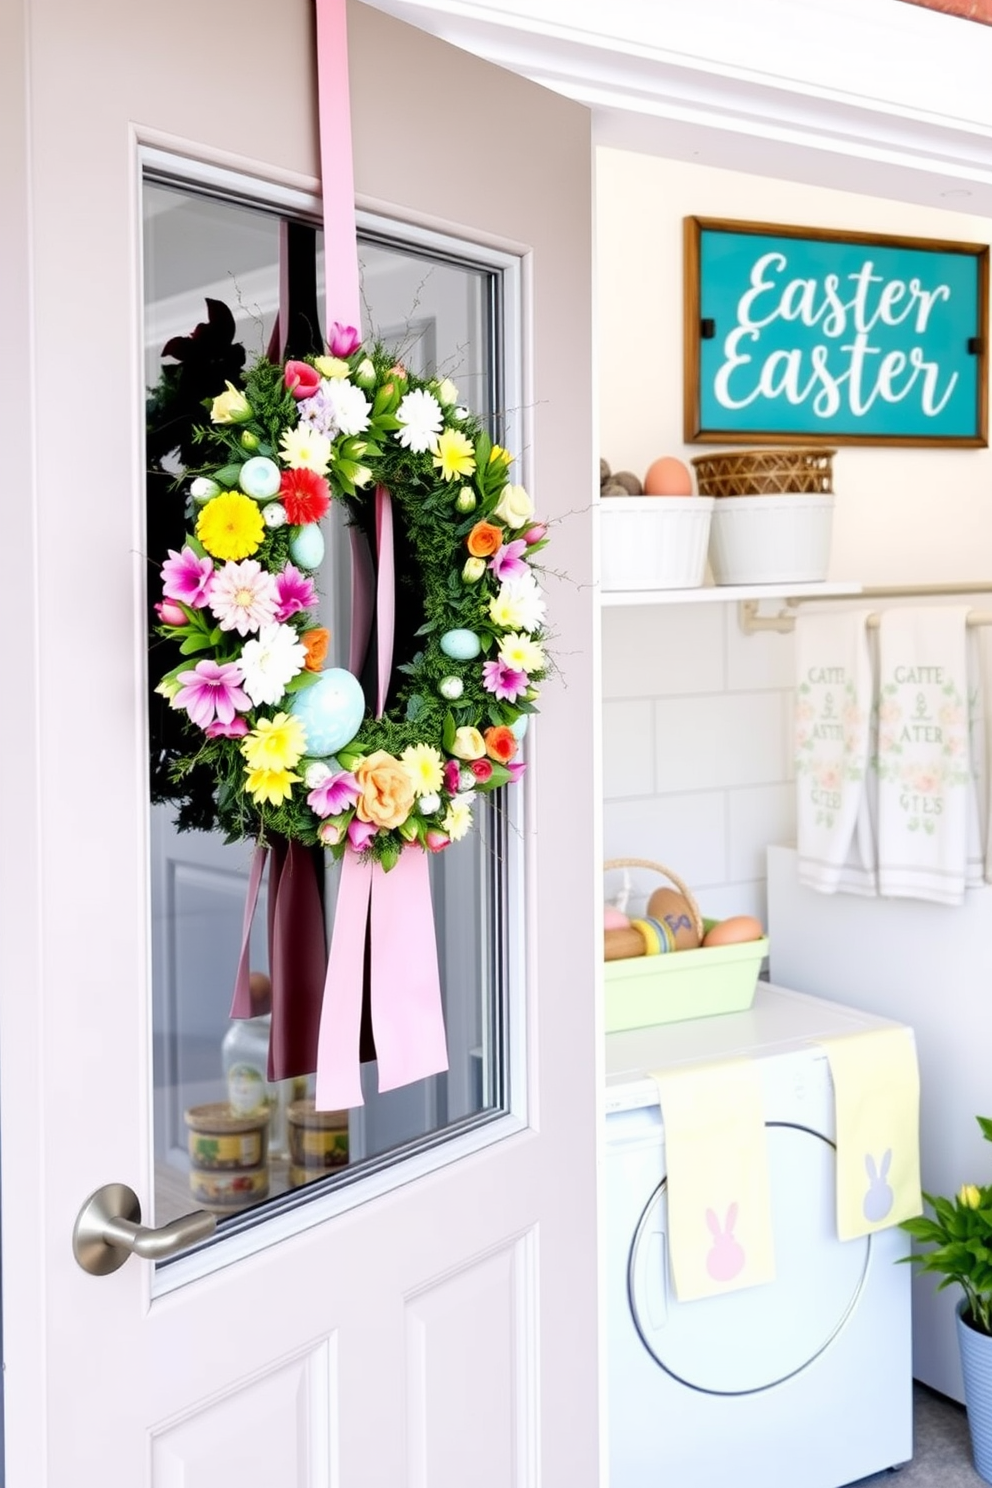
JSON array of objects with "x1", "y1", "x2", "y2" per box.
[
  {"x1": 283, "y1": 670, "x2": 321, "y2": 693},
  {"x1": 215, "y1": 463, "x2": 242, "y2": 487},
  {"x1": 186, "y1": 534, "x2": 208, "y2": 560},
  {"x1": 179, "y1": 633, "x2": 214, "y2": 656},
  {"x1": 442, "y1": 711, "x2": 457, "y2": 752},
  {"x1": 977, "y1": 1116, "x2": 992, "y2": 1144}
]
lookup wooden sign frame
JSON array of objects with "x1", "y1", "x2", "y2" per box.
[{"x1": 684, "y1": 216, "x2": 989, "y2": 447}]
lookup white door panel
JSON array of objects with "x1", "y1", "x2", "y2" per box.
[{"x1": 1, "y1": 2, "x2": 598, "y2": 1484}]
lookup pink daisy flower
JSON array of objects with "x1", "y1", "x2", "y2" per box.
[
  {"x1": 162, "y1": 546, "x2": 214, "y2": 608},
  {"x1": 273, "y1": 563, "x2": 318, "y2": 623},
  {"x1": 175, "y1": 659, "x2": 251, "y2": 729},
  {"x1": 482, "y1": 659, "x2": 528, "y2": 703},
  {"x1": 208, "y1": 559, "x2": 278, "y2": 636},
  {"x1": 205, "y1": 716, "x2": 250, "y2": 739},
  {"x1": 307, "y1": 771, "x2": 360, "y2": 818},
  {"x1": 489, "y1": 539, "x2": 529, "y2": 582}
]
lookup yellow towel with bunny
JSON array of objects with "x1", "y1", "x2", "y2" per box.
[
  {"x1": 817, "y1": 1027, "x2": 922, "y2": 1241},
  {"x1": 652, "y1": 1058, "x2": 776, "y2": 1301}
]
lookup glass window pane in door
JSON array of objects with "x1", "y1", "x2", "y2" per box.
[{"x1": 143, "y1": 179, "x2": 515, "y2": 1243}]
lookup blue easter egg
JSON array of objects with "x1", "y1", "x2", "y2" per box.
[
  {"x1": 289, "y1": 523, "x2": 325, "y2": 570},
  {"x1": 439, "y1": 628, "x2": 481, "y2": 661},
  {"x1": 239, "y1": 456, "x2": 281, "y2": 500},
  {"x1": 290, "y1": 669, "x2": 366, "y2": 756},
  {"x1": 511, "y1": 714, "x2": 529, "y2": 740}
]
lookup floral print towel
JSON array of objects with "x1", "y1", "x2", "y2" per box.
[
  {"x1": 795, "y1": 609, "x2": 877, "y2": 896},
  {"x1": 876, "y1": 607, "x2": 972, "y2": 905}
]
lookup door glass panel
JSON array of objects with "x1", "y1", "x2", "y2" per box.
[{"x1": 144, "y1": 179, "x2": 512, "y2": 1240}]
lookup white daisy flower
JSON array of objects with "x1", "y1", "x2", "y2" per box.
[
  {"x1": 238, "y1": 623, "x2": 308, "y2": 707},
  {"x1": 442, "y1": 793, "x2": 475, "y2": 842},
  {"x1": 488, "y1": 571, "x2": 546, "y2": 633},
  {"x1": 322, "y1": 378, "x2": 371, "y2": 437},
  {"x1": 395, "y1": 388, "x2": 443, "y2": 453}
]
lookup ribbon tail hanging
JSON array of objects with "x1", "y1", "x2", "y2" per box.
[
  {"x1": 230, "y1": 842, "x2": 269, "y2": 1019},
  {"x1": 267, "y1": 839, "x2": 327, "y2": 1082},
  {"x1": 314, "y1": 0, "x2": 362, "y2": 337},
  {"x1": 370, "y1": 850, "x2": 449, "y2": 1092},
  {"x1": 315, "y1": 853, "x2": 374, "y2": 1109}
]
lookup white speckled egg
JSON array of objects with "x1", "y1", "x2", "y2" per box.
[
  {"x1": 438, "y1": 676, "x2": 464, "y2": 700},
  {"x1": 239, "y1": 456, "x2": 281, "y2": 500},
  {"x1": 289, "y1": 523, "x2": 325, "y2": 570},
  {"x1": 439, "y1": 629, "x2": 481, "y2": 661}
]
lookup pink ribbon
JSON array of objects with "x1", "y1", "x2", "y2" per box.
[{"x1": 315, "y1": 0, "x2": 361, "y2": 337}]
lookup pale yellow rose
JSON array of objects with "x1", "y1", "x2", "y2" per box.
[
  {"x1": 493, "y1": 483, "x2": 534, "y2": 529},
  {"x1": 210, "y1": 382, "x2": 252, "y2": 424},
  {"x1": 450, "y1": 726, "x2": 486, "y2": 761},
  {"x1": 313, "y1": 356, "x2": 349, "y2": 379},
  {"x1": 960, "y1": 1183, "x2": 982, "y2": 1209},
  {"x1": 435, "y1": 377, "x2": 459, "y2": 406},
  {"x1": 354, "y1": 751, "x2": 416, "y2": 829},
  {"x1": 462, "y1": 557, "x2": 486, "y2": 583}
]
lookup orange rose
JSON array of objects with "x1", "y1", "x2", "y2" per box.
[
  {"x1": 301, "y1": 627, "x2": 330, "y2": 672},
  {"x1": 466, "y1": 521, "x2": 502, "y2": 558},
  {"x1": 484, "y1": 725, "x2": 517, "y2": 764},
  {"x1": 354, "y1": 750, "x2": 416, "y2": 829}
]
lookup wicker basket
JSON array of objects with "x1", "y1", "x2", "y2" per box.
[
  {"x1": 603, "y1": 859, "x2": 766, "y2": 1032},
  {"x1": 691, "y1": 447, "x2": 836, "y2": 498}
]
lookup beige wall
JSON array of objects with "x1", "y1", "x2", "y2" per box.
[{"x1": 597, "y1": 146, "x2": 992, "y2": 584}]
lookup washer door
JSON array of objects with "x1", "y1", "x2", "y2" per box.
[{"x1": 628, "y1": 1122, "x2": 870, "y2": 1396}]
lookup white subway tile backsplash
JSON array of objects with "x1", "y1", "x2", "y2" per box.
[
  {"x1": 695, "y1": 879, "x2": 768, "y2": 928},
  {"x1": 603, "y1": 700, "x2": 655, "y2": 798},
  {"x1": 728, "y1": 783, "x2": 796, "y2": 883},
  {"x1": 603, "y1": 792, "x2": 727, "y2": 893},
  {"x1": 725, "y1": 606, "x2": 796, "y2": 692},
  {"x1": 602, "y1": 603, "x2": 724, "y2": 699},
  {"x1": 653, "y1": 692, "x2": 785, "y2": 792}
]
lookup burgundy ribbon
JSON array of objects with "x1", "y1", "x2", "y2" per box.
[{"x1": 230, "y1": 839, "x2": 325, "y2": 1081}]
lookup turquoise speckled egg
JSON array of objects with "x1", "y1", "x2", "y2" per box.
[
  {"x1": 239, "y1": 456, "x2": 282, "y2": 500},
  {"x1": 289, "y1": 523, "x2": 325, "y2": 570},
  {"x1": 511, "y1": 714, "x2": 529, "y2": 740},
  {"x1": 439, "y1": 629, "x2": 481, "y2": 661},
  {"x1": 289, "y1": 670, "x2": 366, "y2": 756}
]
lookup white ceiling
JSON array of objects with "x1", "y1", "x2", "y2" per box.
[{"x1": 360, "y1": 0, "x2": 992, "y2": 215}]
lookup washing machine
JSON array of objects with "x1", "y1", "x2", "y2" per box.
[{"x1": 605, "y1": 983, "x2": 914, "y2": 1488}]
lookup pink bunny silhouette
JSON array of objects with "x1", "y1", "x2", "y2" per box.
[
  {"x1": 863, "y1": 1150, "x2": 894, "y2": 1223},
  {"x1": 705, "y1": 1203, "x2": 746, "y2": 1281}
]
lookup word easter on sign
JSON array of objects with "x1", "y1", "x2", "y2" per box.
[{"x1": 684, "y1": 218, "x2": 989, "y2": 446}]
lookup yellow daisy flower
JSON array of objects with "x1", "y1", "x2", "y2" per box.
[
  {"x1": 400, "y1": 743, "x2": 444, "y2": 797},
  {"x1": 241, "y1": 713, "x2": 308, "y2": 773},
  {"x1": 196, "y1": 492, "x2": 264, "y2": 561},
  {"x1": 279, "y1": 424, "x2": 332, "y2": 474},
  {"x1": 432, "y1": 429, "x2": 476, "y2": 482},
  {"x1": 498, "y1": 632, "x2": 544, "y2": 674},
  {"x1": 244, "y1": 764, "x2": 301, "y2": 807},
  {"x1": 442, "y1": 796, "x2": 474, "y2": 842},
  {"x1": 488, "y1": 589, "x2": 528, "y2": 630}
]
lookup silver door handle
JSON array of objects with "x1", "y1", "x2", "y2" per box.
[{"x1": 72, "y1": 1182, "x2": 216, "y2": 1275}]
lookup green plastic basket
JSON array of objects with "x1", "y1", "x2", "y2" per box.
[
  {"x1": 603, "y1": 858, "x2": 765, "y2": 1033},
  {"x1": 604, "y1": 936, "x2": 768, "y2": 1033}
]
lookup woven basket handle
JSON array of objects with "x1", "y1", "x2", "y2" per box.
[{"x1": 604, "y1": 858, "x2": 704, "y2": 940}]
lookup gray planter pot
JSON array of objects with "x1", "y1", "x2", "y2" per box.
[{"x1": 957, "y1": 1300, "x2": 992, "y2": 1484}]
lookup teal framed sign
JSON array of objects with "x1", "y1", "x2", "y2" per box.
[{"x1": 684, "y1": 217, "x2": 988, "y2": 447}]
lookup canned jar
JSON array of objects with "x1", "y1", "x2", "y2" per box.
[
  {"x1": 287, "y1": 1099, "x2": 349, "y2": 1169},
  {"x1": 184, "y1": 1101, "x2": 270, "y2": 1172}
]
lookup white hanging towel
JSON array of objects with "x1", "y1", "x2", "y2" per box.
[
  {"x1": 876, "y1": 607, "x2": 973, "y2": 905},
  {"x1": 794, "y1": 609, "x2": 877, "y2": 896}
]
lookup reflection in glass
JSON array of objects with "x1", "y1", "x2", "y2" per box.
[{"x1": 144, "y1": 180, "x2": 509, "y2": 1235}]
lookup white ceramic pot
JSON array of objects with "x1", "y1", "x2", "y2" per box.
[
  {"x1": 708, "y1": 493, "x2": 834, "y2": 586},
  {"x1": 600, "y1": 495, "x2": 714, "y2": 591}
]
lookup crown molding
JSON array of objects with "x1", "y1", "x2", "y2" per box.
[{"x1": 361, "y1": 0, "x2": 992, "y2": 210}]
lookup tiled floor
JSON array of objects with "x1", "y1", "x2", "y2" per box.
[{"x1": 853, "y1": 1383, "x2": 986, "y2": 1486}]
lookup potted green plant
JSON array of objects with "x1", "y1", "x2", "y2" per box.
[{"x1": 902, "y1": 1115, "x2": 992, "y2": 1485}]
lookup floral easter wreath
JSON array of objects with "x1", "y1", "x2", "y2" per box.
[{"x1": 155, "y1": 323, "x2": 548, "y2": 869}]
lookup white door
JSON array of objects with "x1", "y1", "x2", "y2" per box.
[{"x1": 0, "y1": 3, "x2": 600, "y2": 1485}]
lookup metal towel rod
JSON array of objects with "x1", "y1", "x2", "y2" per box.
[{"x1": 740, "y1": 584, "x2": 992, "y2": 635}]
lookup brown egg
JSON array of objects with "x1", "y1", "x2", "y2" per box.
[
  {"x1": 702, "y1": 915, "x2": 764, "y2": 948},
  {"x1": 644, "y1": 456, "x2": 693, "y2": 496},
  {"x1": 646, "y1": 887, "x2": 701, "y2": 950}
]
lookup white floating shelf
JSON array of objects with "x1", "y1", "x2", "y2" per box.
[{"x1": 599, "y1": 581, "x2": 864, "y2": 608}]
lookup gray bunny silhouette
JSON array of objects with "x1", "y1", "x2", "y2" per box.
[{"x1": 863, "y1": 1149, "x2": 894, "y2": 1222}]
